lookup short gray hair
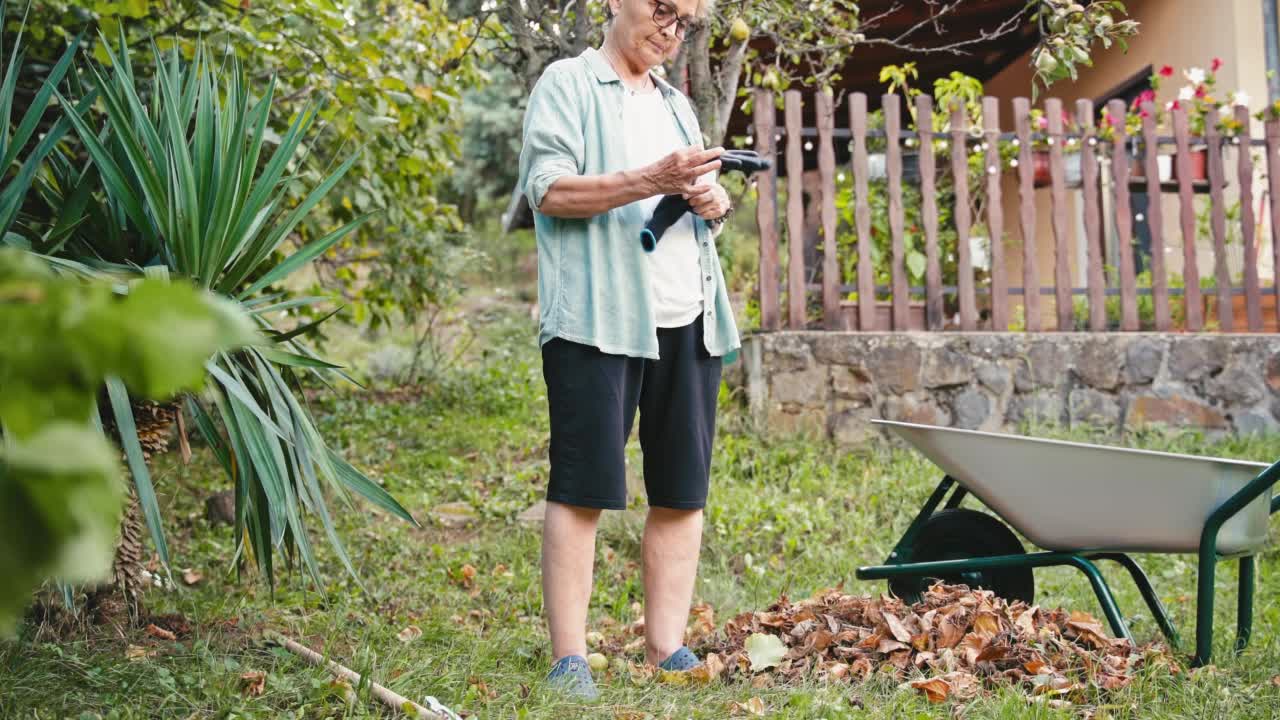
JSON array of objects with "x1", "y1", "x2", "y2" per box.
[{"x1": 605, "y1": 0, "x2": 717, "y2": 22}]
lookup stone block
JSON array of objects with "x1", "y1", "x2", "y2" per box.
[
  {"x1": 951, "y1": 388, "x2": 991, "y2": 430},
  {"x1": 1233, "y1": 410, "x2": 1277, "y2": 436},
  {"x1": 1007, "y1": 391, "x2": 1064, "y2": 425},
  {"x1": 976, "y1": 363, "x2": 1012, "y2": 395},
  {"x1": 1124, "y1": 339, "x2": 1164, "y2": 385},
  {"x1": 770, "y1": 365, "x2": 828, "y2": 406},
  {"x1": 1076, "y1": 338, "x2": 1124, "y2": 390},
  {"x1": 922, "y1": 347, "x2": 973, "y2": 388},
  {"x1": 882, "y1": 394, "x2": 951, "y2": 426},
  {"x1": 1206, "y1": 363, "x2": 1267, "y2": 408},
  {"x1": 867, "y1": 341, "x2": 922, "y2": 394},
  {"x1": 1166, "y1": 337, "x2": 1226, "y2": 382},
  {"x1": 1127, "y1": 394, "x2": 1227, "y2": 429},
  {"x1": 833, "y1": 366, "x2": 874, "y2": 403},
  {"x1": 1013, "y1": 340, "x2": 1069, "y2": 392},
  {"x1": 1069, "y1": 388, "x2": 1121, "y2": 426}
]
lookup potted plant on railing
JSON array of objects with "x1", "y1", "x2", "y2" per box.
[
  {"x1": 1149, "y1": 59, "x2": 1229, "y2": 182},
  {"x1": 1029, "y1": 107, "x2": 1083, "y2": 188},
  {"x1": 1097, "y1": 89, "x2": 1179, "y2": 184}
]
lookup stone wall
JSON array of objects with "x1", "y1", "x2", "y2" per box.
[{"x1": 732, "y1": 332, "x2": 1280, "y2": 443}]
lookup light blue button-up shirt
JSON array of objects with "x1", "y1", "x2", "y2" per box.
[{"x1": 517, "y1": 46, "x2": 740, "y2": 360}]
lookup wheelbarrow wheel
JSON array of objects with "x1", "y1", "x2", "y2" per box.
[{"x1": 887, "y1": 508, "x2": 1035, "y2": 605}]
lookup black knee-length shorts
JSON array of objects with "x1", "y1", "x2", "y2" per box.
[{"x1": 540, "y1": 316, "x2": 722, "y2": 510}]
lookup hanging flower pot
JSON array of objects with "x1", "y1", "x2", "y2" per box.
[
  {"x1": 867, "y1": 151, "x2": 921, "y2": 183},
  {"x1": 1174, "y1": 146, "x2": 1209, "y2": 182},
  {"x1": 1129, "y1": 153, "x2": 1174, "y2": 183},
  {"x1": 1032, "y1": 150, "x2": 1083, "y2": 188}
]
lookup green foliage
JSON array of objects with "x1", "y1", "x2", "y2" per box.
[
  {"x1": 24, "y1": 0, "x2": 489, "y2": 330},
  {"x1": 33, "y1": 32, "x2": 418, "y2": 587},
  {"x1": 1030, "y1": 0, "x2": 1139, "y2": 96},
  {"x1": 0, "y1": 247, "x2": 256, "y2": 633},
  {"x1": 7, "y1": 304, "x2": 1280, "y2": 715}
]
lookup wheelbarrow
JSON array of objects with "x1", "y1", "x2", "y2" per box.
[{"x1": 855, "y1": 419, "x2": 1279, "y2": 666}]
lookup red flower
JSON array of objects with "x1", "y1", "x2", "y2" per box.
[
  {"x1": 1170, "y1": 100, "x2": 1182, "y2": 110},
  {"x1": 1195, "y1": 85, "x2": 1208, "y2": 98},
  {"x1": 1211, "y1": 57, "x2": 1224, "y2": 72},
  {"x1": 1159, "y1": 65, "x2": 1174, "y2": 77},
  {"x1": 1130, "y1": 89, "x2": 1156, "y2": 111}
]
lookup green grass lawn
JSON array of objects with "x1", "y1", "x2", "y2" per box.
[{"x1": 6, "y1": 305, "x2": 1280, "y2": 719}]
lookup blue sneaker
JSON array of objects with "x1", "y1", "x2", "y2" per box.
[
  {"x1": 546, "y1": 655, "x2": 599, "y2": 701},
  {"x1": 657, "y1": 646, "x2": 701, "y2": 672}
]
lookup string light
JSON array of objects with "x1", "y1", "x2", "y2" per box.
[
  {"x1": 1088, "y1": 137, "x2": 1098, "y2": 146},
  {"x1": 987, "y1": 165, "x2": 998, "y2": 175},
  {"x1": 1010, "y1": 158, "x2": 1019, "y2": 168},
  {"x1": 804, "y1": 141, "x2": 814, "y2": 151},
  {"x1": 1012, "y1": 138, "x2": 1021, "y2": 147},
  {"x1": 837, "y1": 172, "x2": 846, "y2": 182}
]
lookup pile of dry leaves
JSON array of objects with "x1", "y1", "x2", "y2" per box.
[{"x1": 676, "y1": 583, "x2": 1180, "y2": 705}]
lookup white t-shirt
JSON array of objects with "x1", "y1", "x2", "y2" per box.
[{"x1": 622, "y1": 85, "x2": 704, "y2": 328}]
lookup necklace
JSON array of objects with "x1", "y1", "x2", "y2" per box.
[{"x1": 602, "y1": 44, "x2": 653, "y2": 95}]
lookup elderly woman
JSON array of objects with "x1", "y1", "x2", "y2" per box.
[{"x1": 516, "y1": 0, "x2": 739, "y2": 700}]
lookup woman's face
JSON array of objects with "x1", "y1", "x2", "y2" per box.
[{"x1": 611, "y1": 0, "x2": 698, "y2": 68}]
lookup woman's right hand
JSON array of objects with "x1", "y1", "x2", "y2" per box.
[{"x1": 643, "y1": 145, "x2": 724, "y2": 197}]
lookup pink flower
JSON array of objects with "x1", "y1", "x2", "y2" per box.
[
  {"x1": 1036, "y1": 115, "x2": 1048, "y2": 130},
  {"x1": 1195, "y1": 85, "x2": 1208, "y2": 99},
  {"x1": 1211, "y1": 57, "x2": 1223, "y2": 72},
  {"x1": 1159, "y1": 65, "x2": 1174, "y2": 77},
  {"x1": 1130, "y1": 89, "x2": 1156, "y2": 111}
]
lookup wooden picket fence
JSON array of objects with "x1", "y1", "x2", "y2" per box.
[{"x1": 751, "y1": 88, "x2": 1280, "y2": 333}]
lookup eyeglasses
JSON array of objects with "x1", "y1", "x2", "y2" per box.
[{"x1": 651, "y1": 0, "x2": 695, "y2": 39}]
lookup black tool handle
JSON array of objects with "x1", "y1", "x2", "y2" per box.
[
  {"x1": 641, "y1": 195, "x2": 690, "y2": 252},
  {"x1": 639, "y1": 150, "x2": 772, "y2": 252}
]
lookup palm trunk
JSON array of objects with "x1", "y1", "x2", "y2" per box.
[{"x1": 91, "y1": 399, "x2": 178, "y2": 626}]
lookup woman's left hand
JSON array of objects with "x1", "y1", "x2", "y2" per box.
[{"x1": 683, "y1": 180, "x2": 730, "y2": 221}]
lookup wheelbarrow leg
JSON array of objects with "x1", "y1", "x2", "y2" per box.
[
  {"x1": 1066, "y1": 556, "x2": 1132, "y2": 643},
  {"x1": 1236, "y1": 555, "x2": 1255, "y2": 654},
  {"x1": 885, "y1": 475, "x2": 961, "y2": 564},
  {"x1": 1194, "y1": 548, "x2": 1217, "y2": 667},
  {"x1": 1091, "y1": 553, "x2": 1180, "y2": 648}
]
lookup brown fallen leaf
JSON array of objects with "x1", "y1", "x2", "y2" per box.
[
  {"x1": 458, "y1": 564, "x2": 477, "y2": 588},
  {"x1": 125, "y1": 644, "x2": 154, "y2": 661},
  {"x1": 181, "y1": 568, "x2": 204, "y2": 586},
  {"x1": 883, "y1": 612, "x2": 913, "y2": 643},
  {"x1": 145, "y1": 624, "x2": 177, "y2": 642},
  {"x1": 729, "y1": 696, "x2": 767, "y2": 716},
  {"x1": 240, "y1": 670, "x2": 266, "y2": 697},
  {"x1": 909, "y1": 676, "x2": 952, "y2": 703},
  {"x1": 689, "y1": 652, "x2": 725, "y2": 684},
  {"x1": 397, "y1": 625, "x2": 423, "y2": 643}
]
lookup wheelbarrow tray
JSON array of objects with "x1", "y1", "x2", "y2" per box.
[{"x1": 874, "y1": 419, "x2": 1271, "y2": 555}]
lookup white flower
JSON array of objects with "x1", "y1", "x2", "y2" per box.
[
  {"x1": 1233, "y1": 91, "x2": 1251, "y2": 107},
  {"x1": 1178, "y1": 85, "x2": 1195, "y2": 101},
  {"x1": 1185, "y1": 67, "x2": 1207, "y2": 85},
  {"x1": 1219, "y1": 104, "x2": 1231, "y2": 116},
  {"x1": 1166, "y1": 100, "x2": 1176, "y2": 111}
]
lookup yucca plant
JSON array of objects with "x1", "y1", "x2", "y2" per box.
[
  {"x1": 0, "y1": 3, "x2": 84, "y2": 246},
  {"x1": 47, "y1": 35, "x2": 417, "y2": 594}
]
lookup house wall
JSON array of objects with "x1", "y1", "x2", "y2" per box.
[{"x1": 979, "y1": 0, "x2": 1276, "y2": 328}]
